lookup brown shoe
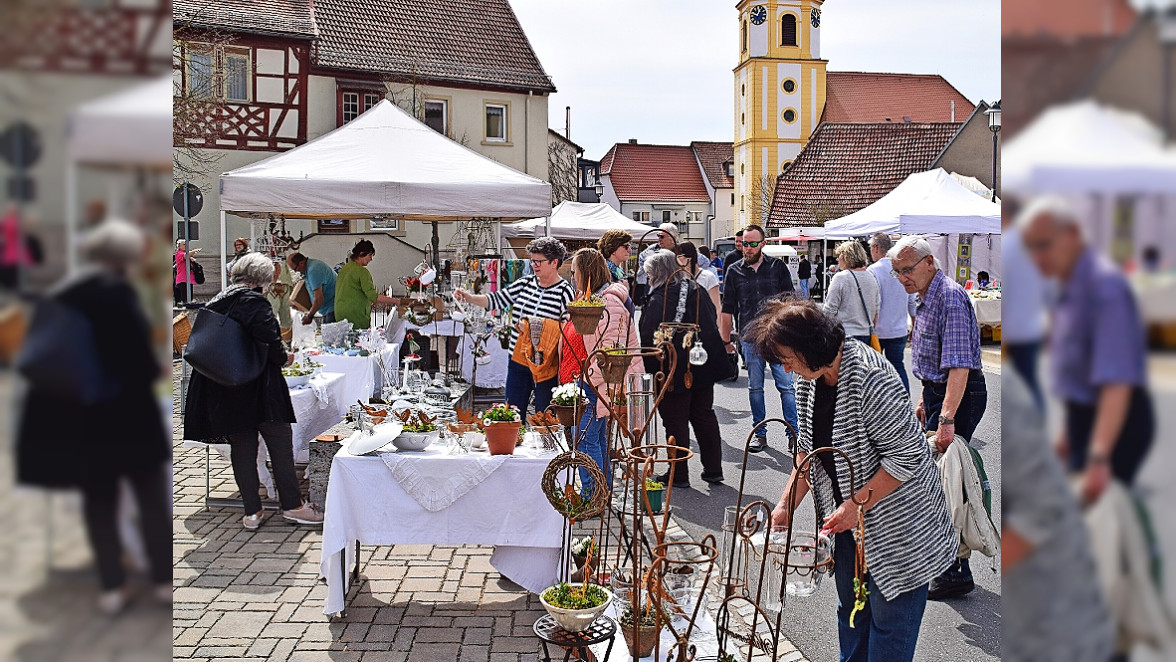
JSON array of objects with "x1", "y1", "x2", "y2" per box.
[{"x1": 282, "y1": 502, "x2": 324, "y2": 525}]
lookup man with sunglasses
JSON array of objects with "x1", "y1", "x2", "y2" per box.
[
  {"x1": 720, "y1": 224, "x2": 798, "y2": 452},
  {"x1": 888, "y1": 235, "x2": 986, "y2": 600},
  {"x1": 635, "y1": 223, "x2": 678, "y2": 307}
]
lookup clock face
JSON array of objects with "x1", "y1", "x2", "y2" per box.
[
  {"x1": 810, "y1": 7, "x2": 821, "y2": 28},
  {"x1": 750, "y1": 5, "x2": 767, "y2": 25}
]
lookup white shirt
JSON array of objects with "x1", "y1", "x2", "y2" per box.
[
  {"x1": 694, "y1": 268, "x2": 719, "y2": 293},
  {"x1": 868, "y1": 257, "x2": 918, "y2": 340},
  {"x1": 1001, "y1": 225, "x2": 1046, "y2": 342}
]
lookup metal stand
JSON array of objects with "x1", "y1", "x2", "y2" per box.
[
  {"x1": 534, "y1": 614, "x2": 616, "y2": 662},
  {"x1": 335, "y1": 540, "x2": 362, "y2": 618}
]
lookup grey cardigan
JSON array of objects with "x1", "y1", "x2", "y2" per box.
[
  {"x1": 823, "y1": 269, "x2": 880, "y2": 337},
  {"x1": 796, "y1": 340, "x2": 956, "y2": 600}
]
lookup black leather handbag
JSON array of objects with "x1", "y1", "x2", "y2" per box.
[{"x1": 184, "y1": 295, "x2": 266, "y2": 386}]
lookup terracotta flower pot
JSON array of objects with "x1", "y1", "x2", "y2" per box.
[
  {"x1": 597, "y1": 353, "x2": 629, "y2": 384},
  {"x1": 568, "y1": 304, "x2": 605, "y2": 334},
  {"x1": 485, "y1": 421, "x2": 521, "y2": 455},
  {"x1": 550, "y1": 404, "x2": 579, "y2": 426},
  {"x1": 621, "y1": 621, "x2": 662, "y2": 658}
]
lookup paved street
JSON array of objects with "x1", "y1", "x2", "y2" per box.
[{"x1": 664, "y1": 346, "x2": 1002, "y2": 662}]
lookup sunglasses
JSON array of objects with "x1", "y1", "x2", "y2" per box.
[{"x1": 743, "y1": 240, "x2": 763, "y2": 248}]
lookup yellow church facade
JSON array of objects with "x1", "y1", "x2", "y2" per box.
[{"x1": 734, "y1": 0, "x2": 827, "y2": 226}]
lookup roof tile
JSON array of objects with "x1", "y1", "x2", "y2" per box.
[
  {"x1": 767, "y1": 122, "x2": 960, "y2": 228},
  {"x1": 691, "y1": 141, "x2": 735, "y2": 189},
  {"x1": 174, "y1": 0, "x2": 317, "y2": 38},
  {"x1": 601, "y1": 143, "x2": 711, "y2": 203},
  {"x1": 823, "y1": 72, "x2": 972, "y2": 123}
]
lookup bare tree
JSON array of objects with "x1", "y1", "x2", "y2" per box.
[
  {"x1": 808, "y1": 200, "x2": 849, "y2": 226},
  {"x1": 751, "y1": 174, "x2": 777, "y2": 225},
  {"x1": 172, "y1": 22, "x2": 232, "y2": 187},
  {"x1": 547, "y1": 138, "x2": 578, "y2": 206}
]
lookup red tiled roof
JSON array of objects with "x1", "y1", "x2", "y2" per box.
[
  {"x1": 312, "y1": 0, "x2": 555, "y2": 93},
  {"x1": 600, "y1": 143, "x2": 711, "y2": 203},
  {"x1": 767, "y1": 122, "x2": 961, "y2": 228},
  {"x1": 1001, "y1": 35, "x2": 1118, "y2": 138},
  {"x1": 822, "y1": 72, "x2": 972, "y2": 124},
  {"x1": 691, "y1": 141, "x2": 735, "y2": 189},
  {"x1": 1003, "y1": 0, "x2": 1136, "y2": 38},
  {"x1": 174, "y1": 0, "x2": 317, "y2": 38}
]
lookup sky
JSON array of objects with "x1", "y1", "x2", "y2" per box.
[{"x1": 510, "y1": 0, "x2": 1001, "y2": 160}]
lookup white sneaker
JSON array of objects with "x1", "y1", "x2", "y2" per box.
[
  {"x1": 154, "y1": 584, "x2": 173, "y2": 606},
  {"x1": 282, "y1": 502, "x2": 324, "y2": 525},
  {"x1": 97, "y1": 589, "x2": 127, "y2": 615}
]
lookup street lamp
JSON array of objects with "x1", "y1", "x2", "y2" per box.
[
  {"x1": 985, "y1": 101, "x2": 1001, "y2": 198},
  {"x1": 594, "y1": 181, "x2": 604, "y2": 203}
]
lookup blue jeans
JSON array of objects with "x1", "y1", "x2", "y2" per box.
[
  {"x1": 834, "y1": 532, "x2": 929, "y2": 662},
  {"x1": 798, "y1": 278, "x2": 810, "y2": 299},
  {"x1": 921, "y1": 369, "x2": 987, "y2": 443},
  {"x1": 575, "y1": 386, "x2": 610, "y2": 497},
  {"x1": 1004, "y1": 340, "x2": 1042, "y2": 408},
  {"x1": 505, "y1": 359, "x2": 558, "y2": 415},
  {"x1": 877, "y1": 336, "x2": 910, "y2": 393},
  {"x1": 741, "y1": 340, "x2": 797, "y2": 441}
]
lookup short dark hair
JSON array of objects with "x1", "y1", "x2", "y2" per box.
[
  {"x1": 743, "y1": 224, "x2": 765, "y2": 240},
  {"x1": 742, "y1": 298, "x2": 845, "y2": 370},
  {"x1": 288, "y1": 252, "x2": 307, "y2": 266},
  {"x1": 526, "y1": 237, "x2": 568, "y2": 266},
  {"x1": 350, "y1": 239, "x2": 375, "y2": 260},
  {"x1": 735, "y1": 230, "x2": 744, "y2": 237}
]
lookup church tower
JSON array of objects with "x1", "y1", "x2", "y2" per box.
[{"x1": 734, "y1": 0, "x2": 827, "y2": 226}]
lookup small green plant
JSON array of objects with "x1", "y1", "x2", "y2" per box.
[
  {"x1": 542, "y1": 582, "x2": 609, "y2": 610},
  {"x1": 551, "y1": 383, "x2": 587, "y2": 406},
  {"x1": 568, "y1": 294, "x2": 604, "y2": 307},
  {"x1": 479, "y1": 403, "x2": 521, "y2": 424},
  {"x1": 644, "y1": 478, "x2": 664, "y2": 491},
  {"x1": 403, "y1": 422, "x2": 438, "y2": 433},
  {"x1": 612, "y1": 393, "x2": 628, "y2": 406},
  {"x1": 618, "y1": 601, "x2": 659, "y2": 627}
]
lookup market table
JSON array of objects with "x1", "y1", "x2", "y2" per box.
[
  {"x1": 390, "y1": 319, "x2": 510, "y2": 388},
  {"x1": 319, "y1": 441, "x2": 565, "y2": 616},
  {"x1": 313, "y1": 345, "x2": 399, "y2": 407},
  {"x1": 969, "y1": 294, "x2": 1001, "y2": 327}
]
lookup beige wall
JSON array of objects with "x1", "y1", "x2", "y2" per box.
[
  {"x1": 934, "y1": 107, "x2": 1001, "y2": 190},
  {"x1": 1088, "y1": 18, "x2": 1174, "y2": 138},
  {"x1": 618, "y1": 202, "x2": 712, "y2": 243},
  {"x1": 713, "y1": 186, "x2": 736, "y2": 240}
]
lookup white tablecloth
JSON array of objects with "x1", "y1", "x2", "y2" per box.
[
  {"x1": 969, "y1": 297, "x2": 1002, "y2": 326},
  {"x1": 319, "y1": 443, "x2": 564, "y2": 615},
  {"x1": 1133, "y1": 274, "x2": 1176, "y2": 323},
  {"x1": 390, "y1": 319, "x2": 511, "y2": 388},
  {"x1": 313, "y1": 345, "x2": 399, "y2": 406}
]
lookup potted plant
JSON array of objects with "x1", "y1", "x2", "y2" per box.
[
  {"x1": 567, "y1": 293, "x2": 606, "y2": 334},
  {"x1": 643, "y1": 477, "x2": 666, "y2": 515},
  {"x1": 618, "y1": 599, "x2": 663, "y2": 657},
  {"x1": 550, "y1": 383, "x2": 587, "y2": 426},
  {"x1": 570, "y1": 535, "x2": 596, "y2": 569},
  {"x1": 495, "y1": 324, "x2": 512, "y2": 351},
  {"x1": 480, "y1": 403, "x2": 522, "y2": 455},
  {"x1": 540, "y1": 581, "x2": 612, "y2": 633},
  {"x1": 596, "y1": 345, "x2": 630, "y2": 384}
]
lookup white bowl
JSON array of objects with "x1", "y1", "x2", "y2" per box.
[
  {"x1": 540, "y1": 585, "x2": 612, "y2": 633},
  {"x1": 393, "y1": 429, "x2": 439, "y2": 451},
  {"x1": 285, "y1": 374, "x2": 311, "y2": 389},
  {"x1": 463, "y1": 431, "x2": 486, "y2": 449}
]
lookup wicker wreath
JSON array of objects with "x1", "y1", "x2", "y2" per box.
[{"x1": 541, "y1": 450, "x2": 610, "y2": 522}]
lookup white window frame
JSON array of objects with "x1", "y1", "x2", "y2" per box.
[
  {"x1": 184, "y1": 42, "x2": 252, "y2": 103},
  {"x1": 662, "y1": 210, "x2": 672, "y2": 223},
  {"x1": 424, "y1": 99, "x2": 448, "y2": 135},
  {"x1": 367, "y1": 218, "x2": 401, "y2": 232},
  {"x1": 485, "y1": 103, "x2": 508, "y2": 142},
  {"x1": 223, "y1": 47, "x2": 252, "y2": 102},
  {"x1": 342, "y1": 92, "x2": 361, "y2": 123},
  {"x1": 632, "y1": 211, "x2": 650, "y2": 224}
]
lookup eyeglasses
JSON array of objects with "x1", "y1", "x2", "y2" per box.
[
  {"x1": 890, "y1": 256, "x2": 928, "y2": 279},
  {"x1": 743, "y1": 240, "x2": 763, "y2": 248},
  {"x1": 531, "y1": 258, "x2": 550, "y2": 266}
]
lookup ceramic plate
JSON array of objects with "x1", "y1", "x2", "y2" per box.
[{"x1": 347, "y1": 422, "x2": 405, "y2": 455}]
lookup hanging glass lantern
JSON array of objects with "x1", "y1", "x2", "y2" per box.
[{"x1": 688, "y1": 337, "x2": 708, "y2": 366}]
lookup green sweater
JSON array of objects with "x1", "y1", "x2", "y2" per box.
[{"x1": 334, "y1": 260, "x2": 378, "y2": 329}]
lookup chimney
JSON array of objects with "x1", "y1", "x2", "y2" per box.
[
  {"x1": 903, "y1": 116, "x2": 911, "y2": 123},
  {"x1": 628, "y1": 139, "x2": 638, "y2": 144},
  {"x1": 565, "y1": 106, "x2": 571, "y2": 140},
  {"x1": 951, "y1": 100, "x2": 955, "y2": 122}
]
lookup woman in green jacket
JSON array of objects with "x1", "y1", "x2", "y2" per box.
[{"x1": 334, "y1": 239, "x2": 398, "y2": 329}]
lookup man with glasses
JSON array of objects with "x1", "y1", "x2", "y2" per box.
[
  {"x1": 635, "y1": 223, "x2": 678, "y2": 307},
  {"x1": 720, "y1": 224, "x2": 798, "y2": 452},
  {"x1": 867, "y1": 232, "x2": 917, "y2": 392},
  {"x1": 888, "y1": 235, "x2": 985, "y2": 600}
]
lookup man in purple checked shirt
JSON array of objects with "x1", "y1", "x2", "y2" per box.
[
  {"x1": 889, "y1": 235, "x2": 987, "y2": 601},
  {"x1": 1021, "y1": 198, "x2": 1153, "y2": 508}
]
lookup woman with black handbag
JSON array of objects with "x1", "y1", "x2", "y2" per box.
[{"x1": 183, "y1": 252, "x2": 322, "y2": 530}]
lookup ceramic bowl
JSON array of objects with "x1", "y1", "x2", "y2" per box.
[
  {"x1": 393, "y1": 429, "x2": 439, "y2": 451},
  {"x1": 539, "y1": 585, "x2": 612, "y2": 633},
  {"x1": 284, "y1": 374, "x2": 311, "y2": 389}
]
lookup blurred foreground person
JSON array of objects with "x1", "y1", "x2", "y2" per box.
[
  {"x1": 1003, "y1": 360, "x2": 1114, "y2": 662},
  {"x1": 1003, "y1": 200, "x2": 1048, "y2": 407},
  {"x1": 1021, "y1": 198, "x2": 1154, "y2": 505},
  {"x1": 184, "y1": 252, "x2": 324, "y2": 529},
  {"x1": 16, "y1": 220, "x2": 172, "y2": 614},
  {"x1": 889, "y1": 235, "x2": 986, "y2": 600},
  {"x1": 748, "y1": 299, "x2": 955, "y2": 662}
]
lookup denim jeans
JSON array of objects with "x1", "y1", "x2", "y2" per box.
[
  {"x1": 505, "y1": 359, "x2": 558, "y2": 415},
  {"x1": 798, "y1": 278, "x2": 810, "y2": 299},
  {"x1": 575, "y1": 385, "x2": 611, "y2": 497},
  {"x1": 921, "y1": 369, "x2": 987, "y2": 443},
  {"x1": 877, "y1": 336, "x2": 910, "y2": 393},
  {"x1": 1004, "y1": 340, "x2": 1042, "y2": 408},
  {"x1": 834, "y1": 531, "x2": 929, "y2": 662},
  {"x1": 741, "y1": 340, "x2": 797, "y2": 441}
]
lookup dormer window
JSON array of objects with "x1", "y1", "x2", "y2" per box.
[{"x1": 724, "y1": 160, "x2": 735, "y2": 177}]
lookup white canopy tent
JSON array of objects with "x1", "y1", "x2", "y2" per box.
[
  {"x1": 502, "y1": 201, "x2": 655, "y2": 241},
  {"x1": 65, "y1": 75, "x2": 173, "y2": 271},
  {"x1": 824, "y1": 169, "x2": 1001, "y2": 239},
  {"x1": 219, "y1": 100, "x2": 552, "y2": 287}
]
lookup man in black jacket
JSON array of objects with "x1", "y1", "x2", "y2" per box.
[
  {"x1": 797, "y1": 255, "x2": 812, "y2": 299},
  {"x1": 719, "y1": 225, "x2": 798, "y2": 452},
  {"x1": 723, "y1": 230, "x2": 744, "y2": 279}
]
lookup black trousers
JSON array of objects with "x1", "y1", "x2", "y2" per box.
[
  {"x1": 226, "y1": 421, "x2": 304, "y2": 514},
  {"x1": 1065, "y1": 387, "x2": 1154, "y2": 485},
  {"x1": 173, "y1": 282, "x2": 190, "y2": 305},
  {"x1": 921, "y1": 369, "x2": 988, "y2": 442},
  {"x1": 658, "y1": 383, "x2": 724, "y2": 479},
  {"x1": 80, "y1": 463, "x2": 172, "y2": 591}
]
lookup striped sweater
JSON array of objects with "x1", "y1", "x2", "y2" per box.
[
  {"x1": 486, "y1": 275, "x2": 576, "y2": 352},
  {"x1": 796, "y1": 339, "x2": 957, "y2": 600}
]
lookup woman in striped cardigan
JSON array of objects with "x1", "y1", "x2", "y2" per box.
[{"x1": 744, "y1": 299, "x2": 956, "y2": 662}]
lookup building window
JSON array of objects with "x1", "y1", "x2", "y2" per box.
[
  {"x1": 782, "y1": 108, "x2": 797, "y2": 123},
  {"x1": 731, "y1": 193, "x2": 735, "y2": 205},
  {"x1": 781, "y1": 78, "x2": 797, "y2": 94},
  {"x1": 368, "y1": 218, "x2": 400, "y2": 231},
  {"x1": 741, "y1": 21, "x2": 748, "y2": 52},
  {"x1": 686, "y1": 211, "x2": 703, "y2": 223},
  {"x1": 317, "y1": 219, "x2": 350, "y2": 234},
  {"x1": 724, "y1": 161, "x2": 734, "y2": 177},
  {"x1": 662, "y1": 210, "x2": 672, "y2": 223},
  {"x1": 485, "y1": 103, "x2": 507, "y2": 142},
  {"x1": 781, "y1": 160, "x2": 793, "y2": 172},
  {"x1": 424, "y1": 99, "x2": 447, "y2": 134},
  {"x1": 223, "y1": 48, "x2": 251, "y2": 102},
  {"x1": 632, "y1": 211, "x2": 650, "y2": 224},
  {"x1": 184, "y1": 43, "x2": 251, "y2": 102},
  {"x1": 740, "y1": 196, "x2": 745, "y2": 211},
  {"x1": 341, "y1": 90, "x2": 381, "y2": 124},
  {"x1": 781, "y1": 14, "x2": 797, "y2": 46},
  {"x1": 186, "y1": 49, "x2": 215, "y2": 98}
]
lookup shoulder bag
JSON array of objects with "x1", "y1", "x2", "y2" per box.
[
  {"x1": 184, "y1": 294, "x2": 267, "y2": 386},
  {"x1": 849, "y1": 271, "x2": 883, "y2": 353},
  {"x1": 17, "y1": 296, "x2": 119, "y2": 406}
]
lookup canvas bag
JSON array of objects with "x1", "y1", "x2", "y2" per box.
[{"x1": 184, "y1": 295, "x2": 267, "y2": 387}]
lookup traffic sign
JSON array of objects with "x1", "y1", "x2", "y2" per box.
[
  {"x1": 173, "y1": 183, "x2": 204, "y2": 218},
  {"x1": 0, "y1": 122, "x2": 41, "y2": 170}
]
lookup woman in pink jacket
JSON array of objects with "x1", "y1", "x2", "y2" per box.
[{"x1": 565, "y1": 248, "x2": 641, "y2": 497}]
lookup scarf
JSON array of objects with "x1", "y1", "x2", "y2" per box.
[{"x1": 207, "y1": 283, "x2": 252, "y2": 307}]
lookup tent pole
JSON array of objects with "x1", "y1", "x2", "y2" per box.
[
  {"x1": 496, "y1": 218, "x2": 502, "y2": 255},
  {"x1": 431, "y1": 221, "x2": 440, "y2": 271},
  {"x1": 65, "y1": 160, "x2": 77, "y2": 275},
  {"x1": 220, "y1": 210, "x2": 228, "y2": 290},
  {"x1": 544, "y1": 215, "x2": 550, "y2": 238}
]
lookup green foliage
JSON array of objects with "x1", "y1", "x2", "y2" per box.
[{"x1": 542, "y1": 582, "x2": 609, "y2": 610}]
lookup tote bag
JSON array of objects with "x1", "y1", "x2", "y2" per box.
[{"x1": 184, "y1": 296, "x2": 266, "y2": 387}]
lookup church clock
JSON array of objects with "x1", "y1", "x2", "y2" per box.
[{"x1": 750, "y1": 5, "x2": 767, "y2": 25}]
